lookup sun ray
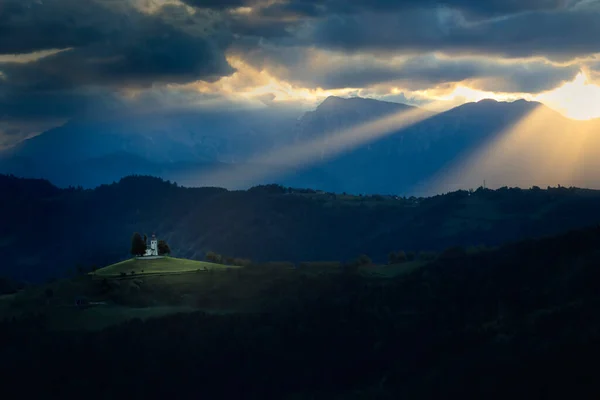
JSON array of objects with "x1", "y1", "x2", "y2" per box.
[
  {"x1": 422, "y1": 104, "x2": 600, "y2": 195},
  {"x1": 174, "y1": 105, "x2": 440, "y2": 189}
]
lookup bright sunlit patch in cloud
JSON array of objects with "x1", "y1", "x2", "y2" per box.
[
  {"x1": 185, "y1": 55, "x2": 358, "y2": 108},
  {"x1": 535, "y1": 71, "x2": 600, "y2": 120},
  {"x1": 0, "y1": 48, "x2": 72, "y2": 63},
  {"x1": 434, "y1": 85, "x2": 532, "y2": 107},
  {"x1": 394, "y1": 82, "x2": 534, "y2": 112},
  {"x1": 230, "y1": 7, "x2": 254, "y2": 15}
]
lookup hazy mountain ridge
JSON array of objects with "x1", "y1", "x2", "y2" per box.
[
  {"x1": 294, "y1": 96, "x2": 418, "y2": 141},
  {"x1": 282, "y1": 98, "x2": 556, "y2": 194},
  {"x1": 2, "y1": 96, "x2": 600, "y2": 194},
  {"x1": 0, "y1": 106, "x2": 301, "y2": 180}
]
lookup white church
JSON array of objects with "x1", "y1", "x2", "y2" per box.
[{"x1": 144, "y1": 233, "x2": 159, "y2": 257}]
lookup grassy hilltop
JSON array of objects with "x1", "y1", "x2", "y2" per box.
[
  {"x1": 0, "y1": 252, "x2": 426, "y2": 332},
  {"x1": 93, "y1": 256, "x2": 234, "y2": 277}
]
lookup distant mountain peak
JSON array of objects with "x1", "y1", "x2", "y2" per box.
[
  {"x1": 473, "y1": 98, "x2": 543, "y2": 108},
  {"x1": 453, "y1": 98, "x2": 544, "y2": 115},
  {"x1": 476, "y1": 98, "x2": 499, "y2": 104},
  {"x1": 316, "y1": 96, "x2": 414, "y2": 113}
]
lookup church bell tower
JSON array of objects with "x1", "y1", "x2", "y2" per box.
[{"x1": 150, "y1": 234, "x2": 158, "y2": 256}]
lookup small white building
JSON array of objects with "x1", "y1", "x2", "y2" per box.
[{"x1": 144, "y1": 234, "x2": 159, "y2": 256}]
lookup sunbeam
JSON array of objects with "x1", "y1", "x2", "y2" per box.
[
  {"x1": 176, "y1": 105, "x2": 439, "y2": 189},
  {"x1": 422, "y1": 104, "x2": 600, "y2": 195}
]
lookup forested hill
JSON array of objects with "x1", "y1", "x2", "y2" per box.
[{"x1": 3, "y1": 173, "x2": 600, "y2": 282}]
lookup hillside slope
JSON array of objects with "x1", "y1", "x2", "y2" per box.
[
  {"x1": 3, "y1": 225, "x2": 600, "y2": 398},
  {"x1": 94, "y1": 257, "x2": 230, "y2": 277},
  {"x1": 3, "y1": 174, "x2": 600, "y2": 282}
]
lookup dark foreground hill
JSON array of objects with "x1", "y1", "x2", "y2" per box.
[
  {"x1": 3, "y1": 174, "x2": 600, "y2": 282},
  {"x1": 2, "y1": 225, "x2": 600, "y2": 399}
]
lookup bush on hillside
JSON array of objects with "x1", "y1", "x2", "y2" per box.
[
  {"x1": 357, "y1": 254, "x2": 372, "y2": 266},
  {"x1": 158, "y1": 240, "x2": 171, "y2": 255},
  {"x1": 388, "y1": 251, "x2": 408, "y2": 265},
  {"x1": 130, "y1": 232, "x2": 146, "y2": 256},
  {"x1": 0, "y1": 277, "x2": 18, "y2": 295},
  {"x1": 298, "y1": 261, "x2": 341, "y2": 269},
  {"x1": 205, "y1": 251, "x2": 222, "y2": 264},
  {"x1": 439, "y1": 246, "x2": 467, "y2": 260},
  {"x1": 418, "y1": 251, "x2": 438, "y2": 261}
]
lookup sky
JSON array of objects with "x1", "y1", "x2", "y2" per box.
[{"x1": 1, "y1": 0, "x2": 600, "y2": 146}]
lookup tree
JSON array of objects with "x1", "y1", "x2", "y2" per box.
[
  {"x1": 206, "y1": 251, "x2": 222, "y2": 263},
  {"x1": 439, "y1": 246, "x2": 467, "y2": 260},
  {"x1": 395, "y1": 251, "x2": 408, "y2": 263},
  {"x1": 130, "y1": 232, "x2": 146, "y2": 256},
  {"x1": 0, "y1": 277, "x2": 17, "y2": 295},
  {"x1": 419, "y1": 251, "x2": 438, "y2": 261},
  {"x1": 158, "y1": 240, "x2": 171, "y2": 255},
  {"x1": 357, "y1": 254, "x2": 372, "y2": 266},
  {"x1": 388, "y1": 251, "x2": 408, "y2": 265}
]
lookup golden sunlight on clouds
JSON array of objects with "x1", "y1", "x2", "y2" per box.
[
  {"x1": 404, "y1": 70, "x2": 600, "y2": 120},
  {"x1": 230, "y1": 7, "x2": 254, "y2": 15},
  {"x1": 395, "y1": 84, "x2": 530, "y2": 112},
  {"x1": 0, "y1": 48, "x2": 71, "y2": 63},
  {"x1": 176, "y1": 52, "x2": 599, "y2": 122},
  {"x1": 441, "y1": 86, "x2": 531, "y2": 103},
  {"x1": 415, "y1": 84, "x2": 530, "y2": 111},
  {"x1": 535, "y1": 71, "x2": 600, "y2": 120},
  {"x1": 186, "y1": 55, "x2": 357, "y2": 107},
  {"x1": 118, "y1": 0, "x2": 192, "y2": 15}
]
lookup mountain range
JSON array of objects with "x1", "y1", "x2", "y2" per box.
[{"x1": 1, "y1": 96, "x2": 599, "y2": 194}]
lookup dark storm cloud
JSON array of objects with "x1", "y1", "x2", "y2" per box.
[
  {"x1": 226, "y1": 16, "x2": 296, "y2": 38},
  {"x1": 306, "y1": 5, "x2": 600, "y2": 60},
  {"x1": 0, "y1": 1, "x2": 235, "y2": 121},
  {"x1": 256, "y1": 1, "x2": 324, "y2": 18},
  {"x1": 2, "y1": 26, "x2": 233, "y2": 89},
  {"x1": 204, "y1": 1, "x2": 598, "y2": 61},
  {"x1": 0, "y1": 0, "x2": 597, "y2": 134},
  {"x1": 0, "y1": 0, "x2": 120, "y2": 54},
  {"x1": 235, "y1": 46, "x2": 580, "y2": 93},
  {"x1": 309, "y1": 0, "x2": 576, "y2": 17},
  {"x1": 215, "y1": 0, "x2": 578, "y2": 20},
  {"x1": 0, "y1": 1, "x2": 233, "y2": 84},
  {"x1": 179, "y1": 0, "x2": 261, "y2": 9}
]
